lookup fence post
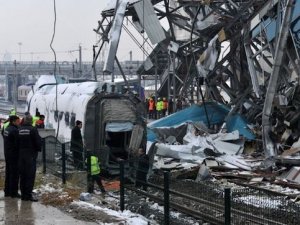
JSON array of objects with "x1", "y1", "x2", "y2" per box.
[
  {"x1": 62, "y1": 143, "x2": 66, "y2": 184},
  {"x1": 42, "y1": 138, "x2": 46, "y2": 174},
  {"x1": 86, "y1": 150, "x2": 93, "y2": 193},
  {"x1": 224, "y1": 187, "x2": 231, "y2": 225},
  {"x1": 120, "y1": 160, "x2": 125, "y2": 211},
  {"x1": 164, "y1": 171, "x2": 170, "y2": 225}
]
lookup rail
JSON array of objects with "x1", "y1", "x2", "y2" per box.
[{"x1": 119, "y1": 160, "x2": 300, "y2": 225}]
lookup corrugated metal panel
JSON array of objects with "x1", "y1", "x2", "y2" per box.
[
  {"x1": 102, "y1": 98, "x2": 137, "y2": 122},
  {"x1": 134, "y1": 0, "x2": 166, "y2": 44}
]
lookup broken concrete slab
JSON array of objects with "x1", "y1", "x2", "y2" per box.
[
  {"x1": 217, "y1": 155, "x2": 252, "y2": 171},
  {"x1": 196, "y1": 164, "x2": 212, "y2": 181},
  {"x1": 283, "y1": 167, "x2": 300, "y2": 184},
  {"x1": 249, "y1": 177, "x2": 264, "y2": 184}
]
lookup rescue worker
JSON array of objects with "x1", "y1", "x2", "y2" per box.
[
  {"x1": 1, "y1": 119, "x2": 9, "y2": 136},
  {"x1": 9, "y1": 108, "x2": 16, "y2": 116},
  {"x1": 87, "y1": 154, "x2": 106, "y2": 194},
  {"x1": 3, "y1": 115, "x2": 20, "y2": 198},
  {"x1": 135, "y1": 147, "x2": 149, "y2": 191},
  {"x1": 18, "y1": 115, "x2": 41, "y2": 201},
  {"x1": 32, "y1": 111, "x2": 40, "y2": 127},
  {"x1": 36, "y1": 114, "x2": 45, "y2": 128},
  {"x1": 156, "y1": 97, "x2": 163, "y2": 119},
  {"x1": 148, "y1": 97, "x2": 155, "y2": 119},
  {"x1": 71, "y1": 120, "x2": 84, "y2": 170},
  {"x1": 20, "y1": 111, "x2": 30, "y2": 126},
  {"x1": 176, "y1": 98, "x2": 183, "y2": 111},
  {"x1": 162, "y1": 97, "x2": 168, "y2": 117},
  {"x1": 1, "y1": 108, "x2": 17, "y2": 135}
]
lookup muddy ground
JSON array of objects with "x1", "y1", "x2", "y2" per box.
[{"x1": 0, "y1": 160, "x2": 205, "y2": 225}]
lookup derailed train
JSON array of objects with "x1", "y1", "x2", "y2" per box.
[{"x1": 26, "y1": 75, "x2": 147, "y2": 174}]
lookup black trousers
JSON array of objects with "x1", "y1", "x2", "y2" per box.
[
  {"x1": 19, "y1": 153, "x2": 37, "y2": 199},
  {"x1": 148, "y1": 110, "x2": 154, "y2": 119},
  {"x1": 72, "y1": 148, "x2": 83, "y2": 170},
  {"x1": 4, "y1": 156, "x2": 19, "y2": 196},
  {"x1": 135, "y1": 172, "x2": 147, "y2": 191},
  {"x1": 90, "y1": 174, "x2": 105, "y2": 193}
]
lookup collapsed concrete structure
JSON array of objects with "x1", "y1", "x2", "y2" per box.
[{"x1": 92, "y1": 0, "x2": 300, "y2": 186}]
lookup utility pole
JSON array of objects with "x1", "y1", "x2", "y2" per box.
[
  {"x1": 13, "y1": 60, "x2": 17, "y2": 112},
  {"x1": 79, "y1": 45, "x2": 82, "y2": 77},
  {"x1": 18, "y1": 42, "x2": 22, "y2": 62},
  {"x1": 129, "y1": 50, "x2": 132, "y2": 77}
]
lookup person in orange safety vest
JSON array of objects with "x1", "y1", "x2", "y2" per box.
[{"x1": 148, "y1": 97, "x2": 155, "y2": 119}]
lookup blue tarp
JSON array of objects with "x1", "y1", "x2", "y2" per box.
[{"x1": 147, "y1": 102, "x2": 255, "y2": 141}]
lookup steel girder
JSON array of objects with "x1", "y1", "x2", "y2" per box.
[{"x1": 94, "y1": 0, "x2": 300, "y2": 161}]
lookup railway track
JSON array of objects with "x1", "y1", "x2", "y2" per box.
[{"x1": 124, "y1": 179, "x2": 293, "y2": 225}]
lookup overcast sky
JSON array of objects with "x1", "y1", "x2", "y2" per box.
[{"x1": 0, "y1": 0, "x2": 144, "y2": 62}]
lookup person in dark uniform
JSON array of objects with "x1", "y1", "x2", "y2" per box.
[
  {"x1": 3, "y1": 115, "x2": 20, "y2": 198},
  {"x1": 18, "y1": 115, "x2": 41, "y2": 201},
  {"x1": 135, "y1": 147, "x2": 149, "y2": 191},
  {"x1": 71, "y1": 120, "x2": 84, "y2": 170}
]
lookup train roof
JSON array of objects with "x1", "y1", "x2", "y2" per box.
[
  {"x1": 33, "y1": 75, "x2": 66, "y2": 92},
  {"x1": 43, "y1": 81, "x2": 110, "y2": 95}
]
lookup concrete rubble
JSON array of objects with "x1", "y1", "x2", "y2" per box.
[{"x1": 146, "y1": 104, "x2": 300, "y2": 197}]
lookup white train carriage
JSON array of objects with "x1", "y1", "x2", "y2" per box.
[
  {"x1": 27, "y1": 75, "x2": 147, "y2": 174},
  {"x1": 18, "y1": 85, "x2": 31, "y2": 101}
]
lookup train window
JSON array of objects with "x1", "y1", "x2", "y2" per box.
[
  {"x1": 59, "y1": 111, "x2": 63, "y2": 120},
  {"x1": 65, "y1": 112, "x2": 70, "y2": 125},
  {"x1": 70, "y1": 113, "x2": 76, "y2": 127},
  {"x1": 54, "y1": 110, "x2": 58, "y2": 122}
]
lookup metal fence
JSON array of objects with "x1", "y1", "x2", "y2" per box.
[
  {"x1": 119, "y1": 158, "x2": 300, "y2": 225},
  {"x1": 39, "y1": 139, "x2": 300, "y2": 225},
  {"x1": 38, "y1": 136, "x2": 87, "y2": 187}
]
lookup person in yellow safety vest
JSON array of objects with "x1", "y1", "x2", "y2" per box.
[
  {"x1": 87, "y1": 155, "x2": 106, "y2": 194},
  {"x1": 1, "y1": 109, "x2": 17, "y2": 136},
  {"x1": 156, "y1": 97, "x2": 163, "y2": 119},
  {"x1": 1, "y1": 120, "x2": 10, "y2": 137},
  {"x1": 9, "y1": 108, "x2": 16, "y2": 116},
  {"x1": 32, "y1": 111, "x2": 40, "y2": 127}
]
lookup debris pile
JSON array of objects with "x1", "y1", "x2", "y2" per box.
[{"x1": 147, "y1": 102, "x2": 300, "y2": 196}]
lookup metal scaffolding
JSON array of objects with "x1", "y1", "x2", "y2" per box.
[{"x1": 93, "y1": 0, "x2": 300, "y2": 163}]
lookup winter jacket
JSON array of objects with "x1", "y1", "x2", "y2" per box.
[
  {"x1": 3, "y1": 124, "x2": 19, "y2": 159},
  {"x1": 18, "y1": 125, "x2": 42, "y2": 156}
]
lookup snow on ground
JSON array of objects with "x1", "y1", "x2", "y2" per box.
[
  {"x1": 34, "y1": 180, "x2": 153, "y2": 225},
  {"x1": 234, "y1": 195, "x2": 283, "y2": 209},
  {"x1": 73, "y1": 201, "x2": 150, "y2": 225}
]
